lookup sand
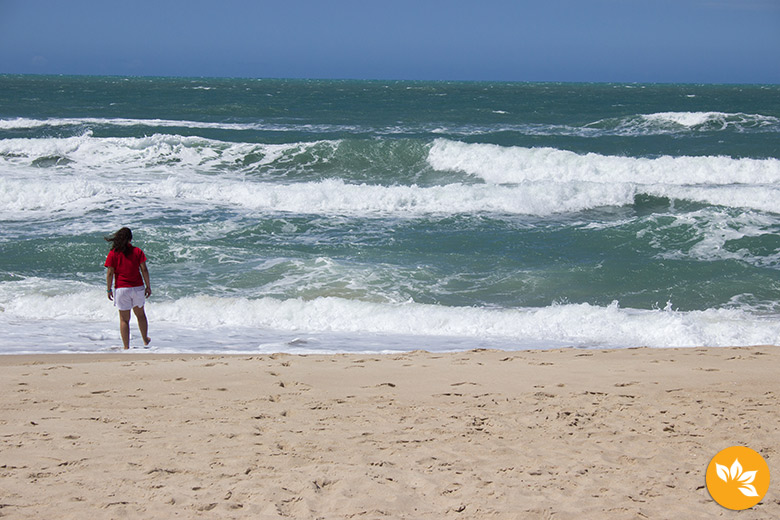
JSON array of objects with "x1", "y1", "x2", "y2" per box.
[{"x1": 0, "y1": 346, "x2": 778, "y2": 519}]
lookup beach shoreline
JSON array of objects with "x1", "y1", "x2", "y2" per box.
[{"x1": 1, "y1": 346, "x2": 778, "y2": 518}]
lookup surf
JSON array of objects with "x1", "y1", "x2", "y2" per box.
[
  {"x1": 428, "y1": 139, "x2": 780, "y2": 186},
  {"x1": 3, "y1": 278, "x2": 780, "y2": 353}
]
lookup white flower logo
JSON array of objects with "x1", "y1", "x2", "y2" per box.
[{"x1": 716, "y1": 458, "x2": 759, "y2": 497}]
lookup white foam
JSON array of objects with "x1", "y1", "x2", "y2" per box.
[
  {"x1": 643, "y1": 112, "x2": 727, "y2": 128},
  {"x1": 641, "y1": 111, "x2": 779, "y2": 130},
  {"x1": 645, "y1": 185, "x2": 780, "y2": 215},
  {"x1": 585, "y1": 112, "x2": 780, "y2": 135},
  {"x1": 0, "y1": 117, "x2": 254, "y2": 131},
  {"x1": 0, "y1": 176, "x2": 106, "y2": 214},
  {"x1": 0, "y1": 133, "x2": 335, "y2": 173},
  {"x1": 4, "y1": 136, "x2": 780, "y2": 219},
  {"x1": 428, "y1": 112, "x2": 779, "y2": 138},
  {"x1": 646, "y1": 209, "x2": 780, "y2": 267},
  {"x1": 3, "y1": 111, "x2": 776, "y2": 138},
  {"x1": 2, "y1": 279, "x2": 779, "y2": 353},
  {"x1": 168, "y1": 178, "x2": 640, "y2": 216},
  {"x1": 428, "y1": 139, "x2": 780, "y2": 186},
  {"x1": 5, "y1": 168, "x2": 780, "y2": 220},
  {"x1": 0, "y1": 117, "x2": 363, "y2": 134},
  {"x1": 0, "y1": 175, "x2": 637, "y2": 219}
]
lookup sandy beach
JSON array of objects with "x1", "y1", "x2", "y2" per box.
[{"x1": 0, "y1": 346, "x2": 777, "y2": 519}]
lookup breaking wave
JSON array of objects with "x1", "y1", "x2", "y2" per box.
[
  {"x1": 2, "y1": 279, "x2": 779, "y2": 351},
  {"x1": 586, "y1": 111, "x2": 780, "y2": 135},
  {"x1": 4, "y1": 136, "x2": 780, "y2": 218},
  {"x1": 428, "y1": 139, "x2": 780, "y2": 186}
]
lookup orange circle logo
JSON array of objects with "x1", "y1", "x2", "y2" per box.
[{"x1": 706, "y1": 446, "x2": 770, "y2": 510}]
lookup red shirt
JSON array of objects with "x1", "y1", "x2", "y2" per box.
[{"x1": 105, "y1": 247, "x2": 147, "y2": 289}]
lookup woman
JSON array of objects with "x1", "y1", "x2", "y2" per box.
[{"x1": 104, "y1": 227, "x2": 152, "y2": 349}]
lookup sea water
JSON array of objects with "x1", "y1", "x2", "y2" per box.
[{"x1": 1, "y1": 76, "x2": 779, "y2": 354}]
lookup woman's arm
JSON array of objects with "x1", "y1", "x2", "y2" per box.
[
  {"x1": 106, "y1": 266, "x2": 115, "y2": 300},
  {"x1": 140, "y1": 261, "x2": 152, "y2": 298}
]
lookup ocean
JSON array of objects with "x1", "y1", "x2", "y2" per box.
[{"x1": 1, "y1": 75, "x2": 780, "y2": 354}]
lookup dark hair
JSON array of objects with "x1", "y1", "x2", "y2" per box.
[{"x1": 105, "y1": 227, "x2": 133, "y2": 256}]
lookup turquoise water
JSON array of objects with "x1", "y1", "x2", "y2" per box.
[{"x1": 2, "y1": 76, "x2": 780, "y2": 353}]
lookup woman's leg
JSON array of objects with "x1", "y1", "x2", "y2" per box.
[
  {"x1": 118, "y1": 310, "x2": 131, "y2": 349},
  {"x1": 132, "y1": 306, "x2": 151, "y2": 346}
]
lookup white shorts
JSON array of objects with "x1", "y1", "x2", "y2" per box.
[{"x1": 114, "y1": 286, "x2": 145, "y2": 311}]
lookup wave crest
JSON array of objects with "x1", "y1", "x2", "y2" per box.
[
  {"x1": 428, "y1": 139, "x2": 780, "y2": 186},
  {"x1": 0, "y1": 133, "x2": 338, "y2": 174},
  {"x1": 585, "y1": 111, "x2": 780, "y2": 135}
]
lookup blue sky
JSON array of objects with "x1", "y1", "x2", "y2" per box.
[{"x1": 1, "y1": 0, "x2": 778, "y2": 83}]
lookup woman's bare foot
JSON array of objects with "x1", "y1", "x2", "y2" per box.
[{"x1": 143, "y1": 336, "x2": 151, "y2": 346}]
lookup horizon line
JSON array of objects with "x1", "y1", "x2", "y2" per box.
[{"x1": 1, "y1": 72, "x2": 778, "y2": 87}]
